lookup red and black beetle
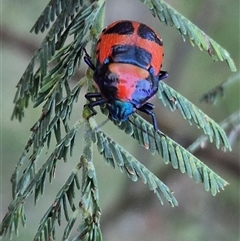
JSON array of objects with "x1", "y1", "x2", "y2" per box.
[{"x1": 84, "y1": 20, "x2": 168, "y2": 132}]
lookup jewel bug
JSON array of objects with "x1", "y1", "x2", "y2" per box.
[{"x1": 83, "y1": 20, "x2": 168, "y2": 132}]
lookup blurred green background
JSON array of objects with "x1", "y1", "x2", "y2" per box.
[{"x1": 1, "y1": 0, "x2": 239, "y2": 241}]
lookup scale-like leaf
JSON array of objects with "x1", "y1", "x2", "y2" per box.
[
  {"x1": 0, "y1": 119, "x2": 84, "y2": 238},
  {"x1": 31, "y1": 0, "x2": 83, "y2": 34},
  {"x1": 12, "y1": 2, "x2": 101, "y2": 121},
  {"x1": 200, "y1": 73, "x2": 240, "y2": 104},
  {"x1": 140, "y1": 0, "x2": 236, "y2": 71},
  {"x1": 33, "y1": 162, "x2": 82, "y2": 241},
  {"x1": 113, "y1": 114, "x2": 229, "y2": 196},
  {"x1": 11, "y1": 82, "x2": 83, "y2": 201},
  {"x1": 90, "y1": 127, "x2": 178, "y2": 207},
  {"x1": 2, "y1": 1, "x2": 236, "y2": 240},
  {"x1": 158, "y1": 82, "x2": 232, "y2": 151},
  {"x1": 188, "y1": 110, "x2": 240, "y2": 152}
]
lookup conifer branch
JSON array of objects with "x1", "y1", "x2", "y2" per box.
[
  {"x1": 30, "y1": 0, "x2": 84, "y2": 34},
  {"x1": 12, "y1": 1, "x2": 105, "y2": 121},
  {"x1": 158, "y1": 82, "x2": 232, "y2": 151},
  {"x1": 112, "y1": 114, "x2": 228, "y2": 196},
  {"x1": 1, "y1": 0, "x2": 235, "y2": 240},
  {"x1": 140, "y1": 0, "x2": 237, "y2": 71},
  {"x1": 0, "y1": 119, "x2": 84, "y2": 238},
  {"x1": 33, "y1": 161, "x2": 82, "y2": 241},
  {"x1": 71, "y1": 157, "x2": 102, "y2": 241},
  {"x1": 11, "y1": 81, "x2": 84, "y2": 200},
  {"x1": 200, "y1": 72, "x2": 240, "y2": 104},
  {"x1": 88, "y1": 118, "x2": 178, "y2": 206},
  {"x1": 188, "y1": 110, "x2": 240, "y2": 152}
]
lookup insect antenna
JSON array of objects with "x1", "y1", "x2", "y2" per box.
[
  {"x1": 85, "y1": 115, "x2": 165, "y2": 147},
  {"x1": 85, "y1": 118, "x2": 110, "y2": 138},
  {"x1": 127, "y1": 117, "x2": 165, "y2": 139}
]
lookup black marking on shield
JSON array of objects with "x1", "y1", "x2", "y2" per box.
[
  {"x1": 104, "y1": 21, "x2": 134, "y2": 35},
  {"x1": 111, "y1": 45, "x2": 152, "y2": 69},
  {"x1": 138, "y1": 24, "x2": 163, "y2": 46}
]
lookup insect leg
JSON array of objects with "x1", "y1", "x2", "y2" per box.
[
  {"x1": 85, "y1": 93, "x2": 102, "y2": 100},
  {"x1": 159, "y1": 71, "x2": 168, "y2": 81},
  {"x1": 85, "y1": 93, "x2": 107, "y2": 116},
  {"x1": 82, "y1": 48, "x2": 96, "y2": 70},
  {"x1": 138, "y1": 103, "x2": 158, "y2": 132},
  {"x1": 141, "y1": 102, "x2": 155, "y2": 110}
]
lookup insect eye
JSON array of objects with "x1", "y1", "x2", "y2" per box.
[
  {"x1": 148, "y1": 66, "x2": 155, "y2": 75},
  {"x1": 103, "y1": 58, "x2": 110, "y2": 65}
]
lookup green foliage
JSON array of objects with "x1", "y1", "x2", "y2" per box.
[
  {"x1": 158, "y1": 82, "x2": 232, "y2": 150},
  {"x1": 188, "y1": 110, "x2": 240, "y2": 153},
  {"x1": 188, "y1": 73, "x2": 240, "y2": 152},
  {"x1": 89, "y1": 118, "x2": 178, "y2": 206},
  {"x1": 11, "y1": 1, "x2": 105, "y2": 121},
  {"x1": 1, "y1": 0, "x2": 237, "y2": 240},
  {"x1": 32, "y1": 155, "x2": 102, "y2": 241},
  {"x1": 111, "y1": 114, "x2": 228, "y2": 196},
  {"x1": 200, "y1": 72, "x2": 240, "y2": 104},
  {"x1": 140, "y1": 0, "x2": 237, "y2": 72}
]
